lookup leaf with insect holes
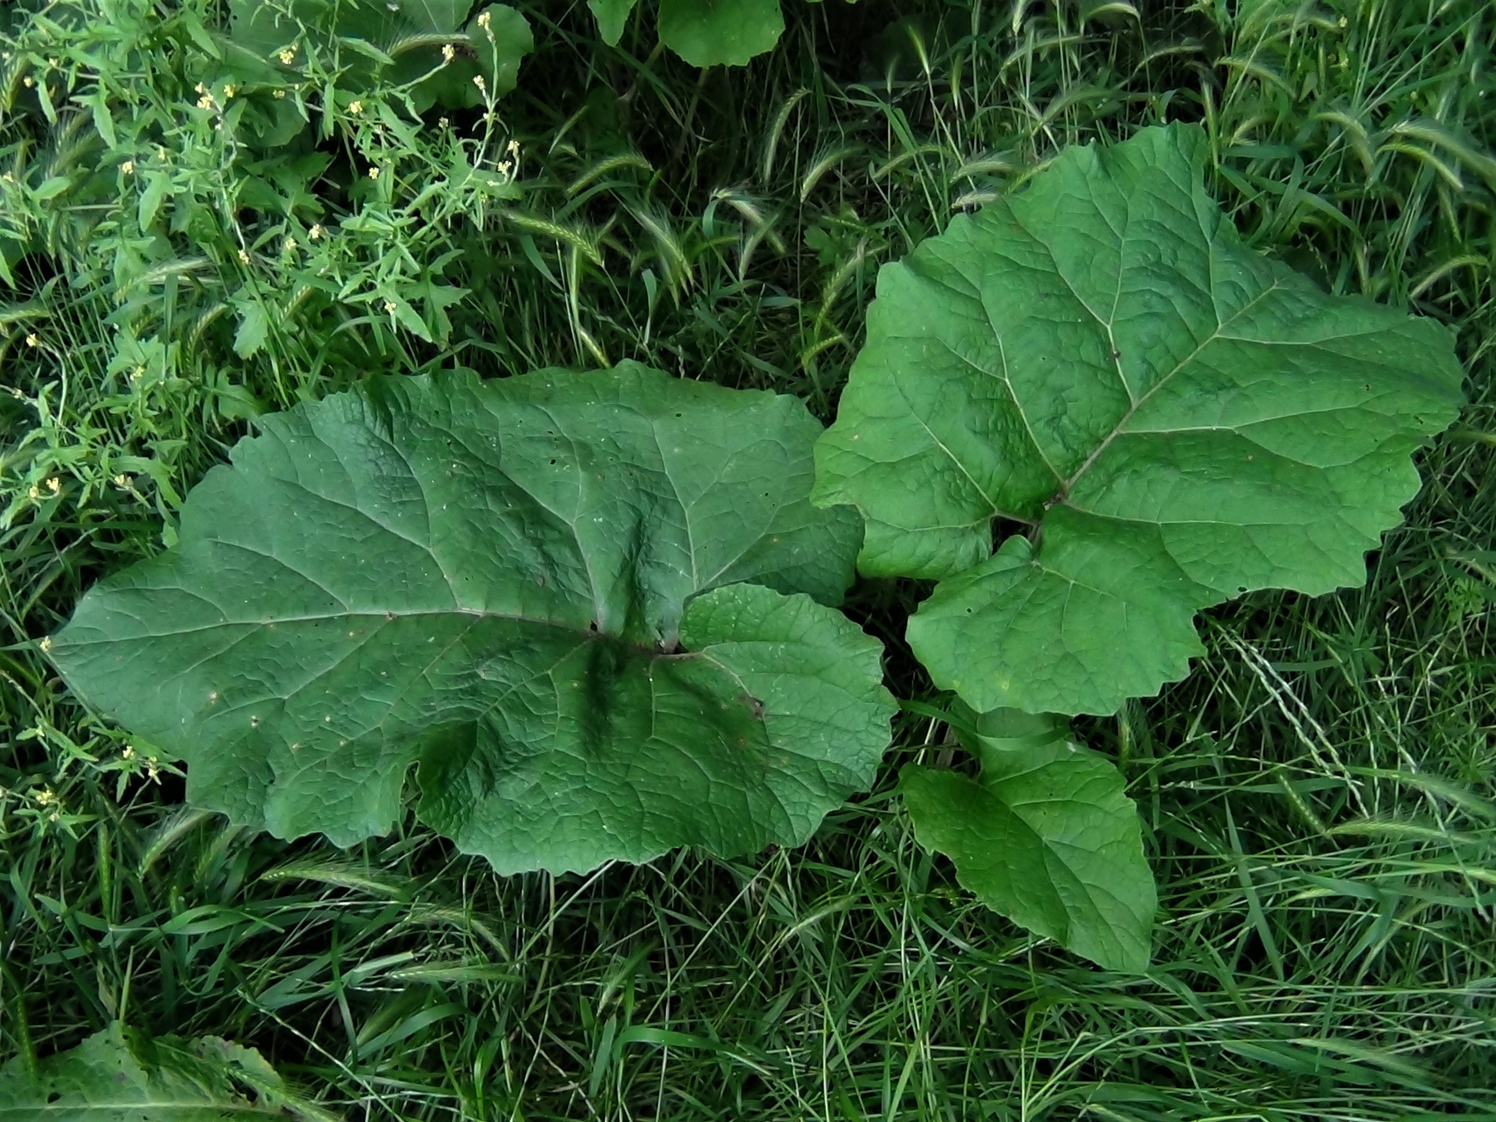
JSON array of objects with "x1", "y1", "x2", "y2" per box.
[
  {"x1": 49, "y1": 364, "x2": 895, "y2": 874},
  {"x1": 812, "y1": 124, "x2": 1465, "y2": 717},
  {"x1": 0, "y1": 1022, "x2": 334, "y2": 1121},
  {"x1": 900, "y1": 707, "x2": 1154, "y2": 972}
]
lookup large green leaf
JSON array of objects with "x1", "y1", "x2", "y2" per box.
[
  {"x1": 227, "y1": 0, "x2": 531, "y2": 112},
  {"x1": 812, "y1": 124, "x2": 1465, "y2": 716},
  {"x1": 580, "y1": 0, "x2": 784, "y2": 66},
  {"x1": 49, "y1": 364, "x2": 893, "y2": 873},
  {"x1": 900, "y1": 708, "x2": 1154, "y2": 972},
  {"x1": 0, "y1": 1023, "x2": 333, "y2": 1121},
  {"x1": 657, "y1": 0, "x2": 784, "y2": 67},
  {"x1": 393, "y1": 3, "x2": 533, "y2": 111}
]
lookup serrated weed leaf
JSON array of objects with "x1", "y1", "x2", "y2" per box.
[
  {"x1": 812, "y1": 124, "x2": 1465, "y2": 716},
  {"x1": 49, "y1": 364, "x2": 894, "y2": 874},
  {"x1": 0, "y1": 1023, "x2": 325, "y2": 1121},
  {"x1": 900, "y1": 709, "x2": 1155, "y2": 972}
]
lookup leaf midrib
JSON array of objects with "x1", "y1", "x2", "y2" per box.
[
  {"x1": 0, "y1": 1104, "x2": 278, "y2": 1116},
  {"x1": 55, "y1": 605, "x2": 661, "y2": 655}
]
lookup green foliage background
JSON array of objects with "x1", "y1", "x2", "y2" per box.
[{"x1": 2, "y1": 0, "x2": 1494, "y2": 1116}]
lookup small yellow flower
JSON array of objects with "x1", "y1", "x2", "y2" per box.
[
  {"x1": 38, "y1": 635, "x2": 51, "y2": 653},
  {"x1": 309, "y1": 223, "x2": 324, "y2": 240},
  {"x1": 223, "y1": 83, "x2": 237, "y2": 98},
  {"x1": 25, "y1": 333, "x2": 39, "y2": 347},
  {"x1": 383, "y1": 299, "x2": 397, "y2": 313},
  {"x1": 27, "y1": 484, "x2": 41, "y2": 501},
  {"x1": 146, "y1": 759, "x2": 161, "y2": 781},
  {"x1": 130, "y1": 366, "x2": 144, "y2": 382},
  {"x1": 35, "y1": 787, "x2": 58, "y2": 807},
  {"x1": 368, "y1": 166, "x2": 380, "y2": 180},
  {"x1": 277, "y1": 46, "x2": 297, "y2": 65},
  {"x1": 112, "y1": 473, "x2": 132, "y2": 489},
  {"x1": 156, "y1": 145, "x2": 168, "y2": 160},
  {"x1": 273, "y1": 88, "x2": 287, "y2": 99},
  {"x1": 507, "y1": 138, "x2": 520, "y2": 154},
  {"x1": 348, "y1": 99, "x2": 363, "y2": 115},
  {"x1": 238, "y1": 248, "x2": 250, "y2": 264},
  {"x1": 120, "y1": 160, "x2": 135, "y2": 175},
  {"x1": 497, "y1": 160, "x2": 511, "y2": 175},
  {"x1": 477, "y1": 9, "x2": 491, "y2": 29},
  {"x1": 283, "y1": 236, "x2": 297, "y2": 253},
  {"x1": 473, "y1": 74, "x2": 487, "y2": 93},
  {"x1": 197, "y1": 92, "x2": 215, "y2": 110},
  {"x1": 195, "y1": 82, "x2": 208, "y2": 94},
  {"x1": 442, "y1": 44, "x2": 455, "y2": 63},
  {"x1": 122, "y1": 744, "x2": 135, "y2": 759},
  {"x1": 45, "y1": 477, "x2": 61, "y2": 496},
  {"x1": 22, "y1": 76, "x2": 34, "y2": 88}
]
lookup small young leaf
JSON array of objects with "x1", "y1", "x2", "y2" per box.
[
  {"x1": 178, "y1": 8, "x2": 224, "y2": 57},
  {"x1": 588, "y1": 0, "x2": 637, "y2": 44},
  {"x1": 231, "y1": 297, "x2": 269, "y2": 358},
  {"x1": 813, "y1": 124, "x2": 1466, "y2": 716},
  {"x1": 49, "y1": 365, "x2": 891, "y2": 874},
  {"x1": 32, "y1": 176, "x2": 71, "y2": 201},
  {"x1": 900, "y1": 708, "x2": 1155, "y2": 972},
  {"x1": 138, "y1": 171, "x2": 171, "y2": 230},
  {"x1": 80, "y1": 90, "x2": 117, "y2": 149},
  {"x1": 381, "y1": 291, "x2": 433, "y2": 341}
]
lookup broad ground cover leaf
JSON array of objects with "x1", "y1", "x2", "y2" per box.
[
  {"x1": 403, "y1": 3, "x2": 533, "y2": 111},
  {"x1": 812, "y1": 124, "x2": 1465, "y2": 716},
  {"x1": 50, "y1": 364, "x2": 895, "y2": 873},
  {"x1": 227, "y1": 0, "x2": 532, "y2": 113},
  {"x1": 584, "y1": 0, "x2": 784, "y2": 67},
  {"x1": 656, "y1": 0, "x2": 785, "y2": 67},
  {"x1": 900, "y1": 708, "x2": 1154, "y2": 972},
  {"x1": 0, "y1": 1022, "x2": 334, "y2": 1121}
]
